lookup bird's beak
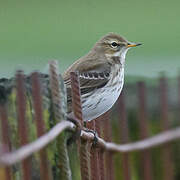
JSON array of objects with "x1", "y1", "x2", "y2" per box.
[{"x1": 127, "y1": 43, "x2": 142, "y2": 48}]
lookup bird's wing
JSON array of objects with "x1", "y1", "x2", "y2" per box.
[{"x1": 63, "y1": 56, "x2": 111, "y2": 112}]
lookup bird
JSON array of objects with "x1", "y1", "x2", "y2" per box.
[
  {"x1": 0, "y1": 33, "x2": 141, "y2": 123},
  {"x1": 63, "y1": 32, "x2": 142, "y2": 121}
]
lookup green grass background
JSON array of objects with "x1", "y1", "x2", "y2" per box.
[{"x1": 0, "y1": 0, "x2": 180, "y2": 77}]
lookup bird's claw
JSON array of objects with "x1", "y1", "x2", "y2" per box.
[
  {"x1": 67, "y1": 116, "x2": 99, "y2": 146},
  {"x1": 83, "y1": 128, "x2": 98, "y2": 146}
]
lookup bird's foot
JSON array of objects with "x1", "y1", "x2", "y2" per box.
[
  {"x1": 67, "y1": 116, "x2": 98, "y2": 146},
  {"x1": 82, "y1": 127, "x2": 98, "y2": 146}
]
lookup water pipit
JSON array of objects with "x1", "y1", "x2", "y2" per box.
[{"x1": 63, "y1": 32, "x2": 142, "y2": 121}]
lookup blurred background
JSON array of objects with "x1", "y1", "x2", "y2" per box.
[
  {"x1": 0, "y1": 0, "x2": 180, "y2": 78},
  {"x1": 1, "y1": 0, "x2": 180, "y2": 180}
]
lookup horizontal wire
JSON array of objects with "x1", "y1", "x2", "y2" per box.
[{"x1": 0, "y1": 120, "x2": 180, "y2": 166}]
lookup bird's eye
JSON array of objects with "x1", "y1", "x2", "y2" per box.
[{"x1": 111, "y1": 42, "x2": 118, "y2": 48}]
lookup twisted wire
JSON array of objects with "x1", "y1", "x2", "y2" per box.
[
  {"x1": 70, "y1": 72, "x2": 83, "y2": 124},
  {"x1": 49, "y1": 61, "x2": 72, "y2": 180},
  {"x1": 49, "y1": 62, "x2": 62, "y2": 120},
  {"x1": 70, "y1": 71, "x2": 90, "y2": 180}
]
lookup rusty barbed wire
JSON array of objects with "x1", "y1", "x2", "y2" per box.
[
  {"x1": 70, "y1": 71, "x2": 90, "y2": 180},
  {"x1": 70, "y1": 72, "x2": 83, "y2": 125}
]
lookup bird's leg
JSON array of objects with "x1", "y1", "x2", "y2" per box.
[
  {"x1": 82, "y1": 122, "x2": 98, "y2": 146},
  {"x1": 88, "y1": 129, "x2": 98, "y2": 147},
  {"x1": 67, "y1": 116, "x2": 98, "y2": 146}
]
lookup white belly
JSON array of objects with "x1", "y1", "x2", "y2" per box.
[{"x1": 82, "y1": 68, "x2": 124, "y2": 121}]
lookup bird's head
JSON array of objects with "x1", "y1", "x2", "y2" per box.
[{"x1": 93, "y1": 33, "x2": 142, "y2": 64}]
